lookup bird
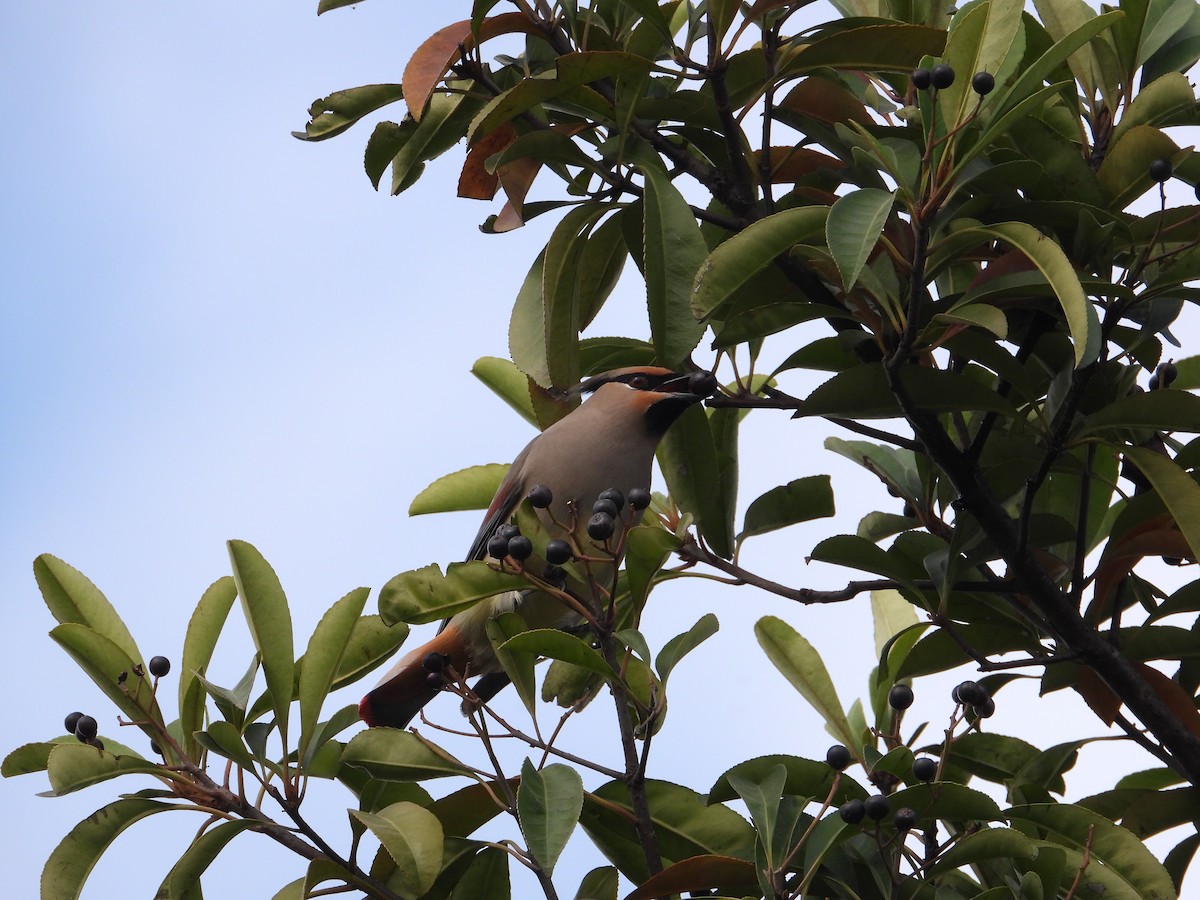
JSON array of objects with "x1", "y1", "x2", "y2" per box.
[{"x1": 359, "y1": 365, "x2": 718, "y2": 728}]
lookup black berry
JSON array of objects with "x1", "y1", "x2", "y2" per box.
[
  {"x1": 1158, "y1": 361, "x2": 1178, "y2": 386},
  {"x1": 507, "y1": 535, "x2": 534, "y2": 561},
  {"x1": 542, "y1": 564, "x2": 566, "y2": 583},
  {"x1": 825, "y1": 744, "x2": 852, "y2": 771},
  {"x1": 64, "y1": 711, "x2": 84, "y2": 735},
  {"x1": 628, "y1": 487, "x2": 652, "y2": 511},
  {"x1": 75, "y1": 715, "x2": 98, "y2": 742},
  {"x1": 912, "y1": 757, "x2": 938, "y2": 781},
  {"x1": 598, "y1": 488, "x2": 625, "y2": 512},
  {"x1": 931, "y1": 63, "x2": 955, "y2": 89},
  {"x1": 592, "y1": 499, "x2": 619, "y2": 519},
  {"x1": 544, "y1": 540, "x2": 572, "y2": 565},
  {"x1": 587, "y1": 512, "x2": 616, "y2": 541},
  {"x1": 487, "y1": 534, "x2": 511, "y2": 560},
  {"x1": 953, "y1": 680, "x2": 986, "y2": 706},
  {"x1": 688, "y1": 370, "x2": 718, "y2": 396},
  {"x1": 973, "y1": 696, "x2": 996, "y2": 718},
  {"x1": 424, "y1": 671, "x2": 445, "y2": 688},
  {"x1": 839, "y1": 799, "x2": 866, "y2": 824},
  {"x1": 864, "y1": 794, "x2": 891, "y2": 820},
  {"x1": 496, "y1": 524, "x2": 520, "y2": 540},
  {"x1": 1149, "y1": 157, "x2": 1173, "y2": 183},
  {"x1": 902, "y1": 502, "x2": 916, "y2": 518},
  {"x1": 894, "y1": 807, "x2": 918, "y2": 830},
  {"x1": 1149, "y1": 374, "x2": 1160, "y2": 390},
  {"x1": 151, "y1": 741, "x2": 163, "y2": 756},
  {"x1": 528, "y1": 484, "x2": 553, "y2": 508},
  {"x1": 422, "y1": 652, "x2": 446, "y2": 673},
  {"x1": 971, "y1": 71, "x2": 995, "y2": 95},
  {"x1": 911, "y1": 67, "x2": 932, "y2": 91},
  {"x1": 888, "y1": 684, "x2": 914, "y2": 710},
  {"x1": 149, "y1": 656, "x2": 171, "y2": 678}
]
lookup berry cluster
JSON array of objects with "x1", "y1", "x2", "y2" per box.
[
  {"x1": 910, "y1": 64, "x2": 994, "y2": 96},
  {"x1": 1148, "y1": 359, "x2": 1178, "y2": 391},
  {"x1": 62, "y1": 654, "x2": 173, "y2": 754}
]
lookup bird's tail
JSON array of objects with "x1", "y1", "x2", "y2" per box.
[{"x1": 358, "y1": 623, "x2": 468, "y2": 729}]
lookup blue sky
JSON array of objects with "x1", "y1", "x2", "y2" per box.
[{"x1": 3, "y1": 3, "x2": 1198, "y2": 898}]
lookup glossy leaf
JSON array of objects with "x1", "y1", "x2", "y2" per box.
[
  {"x1": 450, "y1": 845, "x2": 510, "y2": 899},
  {"x1": 228, "y1": 540, "x2": 294, "y2": 740},
  {"x1": 624, "y1": 525, "x2": 682, "y2": 610},
  {"x1": 1124, "y1": 447, "x2": 1200, "y2": 561},
  {"x1": 487, "y1": 612, "x2": 538, "y2": 718},
  {"x1": 409, "y1": 464, "x2": 510, "y2": 515},
  {"x1": 43, "y1": 744, "x2": 166, "y2": 797},
  {"x1": 656, "y1": 613, "x2": 718, "y2": 683},
  {"x1": 351, "y1": 801, "x2": 444, "y2": 897},
  {"x1": 656, "y1": 405, "x2": 735, "y2": 558},
  {"x1": 641, "y1": 165, "x2": 707, "y2": 367},
  {"x1": 826, "y1": 189, "x2": 894, "y2": 291},
  {"x1": 691, "y1": 207, "x2": 829, "y2": 320},
  {"x1": 709, "y1": 755, "x2": 866, "y2": 805},
  {"x1": 156, "y1": 820, "x2": 258, "y2": 900},
  {"x1": 49, "y1": 625, "x2": 163, "y2": 739},
  {"x1": 293, "y1": 84, "x2": 404, "y2": 141},
  {"x1": 800, "y1": 365, "x2": 1021, "y2": 419},
  {"x1": 499, "y1": 629, "x2": 613, "y2": 678},
  {"x1": 34, "y1": 554, "x2": 142, "y2": 666},
  {"x1": 625, "y1": 854, "x2": 759, "y2": 900},
  {"x1": 755, "y1": 617, "x2": 857, "y2": 750},
  {"x1": 178, "y1": 575, "x2": 238, "y2": 759},
  {"x1": 298, "y1": 586, "x2": 369, "y2": 763},
  {"x1": 573, "y1": 865, "x2": 618, "y2": 900},
  {"x1": 472, "y1": 356, "x2": 539, "y2": 426},
  {"x1": 42, "y1": 798, "x2": 174, "y2": 900},
  {"x1": 739, "y1": 475, "x2": 835, "y2": 541},
  {"x1": 518, "y1": 759, "x2": 584, "y2": 875},
  {"x1": 340, "y1": 729, "x2": 473, "y2": 781},
  {"x1": 378, "y1": 561, "x2": 527, "y2": 625}
]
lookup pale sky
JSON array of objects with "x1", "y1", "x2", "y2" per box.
[{"x1": 3, "y1": 3, "x2": 1197, "y2": 899}]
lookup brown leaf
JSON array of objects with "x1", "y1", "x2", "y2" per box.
[
  {"x1": 1092, "y1": 513, "x2": 1192, "y2": 620},
  {"x1": 458, "y1": 123, "x2": 516, "y2": 200},
  {"x1": 1074, "y1": 665, "x2": 1121, "y2": 725},
  {"x1": 779, "y1": 77, "x2": 873, "y2": 126},
  {"x1": 1136, "y1": 663, "x2": 1200, "y2": 738},
  {"x1": 754, "y1": 146, "x2": 845, "y2": 182},
  {"x1": 966, "y1": 248, "x2": 1037, "y2": 292},
  {"x1": 624, "y1": 855, "x2": 759, "y2": 900},
  {"x1": 404, "y1": 14, "x2": 539, "y2": 122}
]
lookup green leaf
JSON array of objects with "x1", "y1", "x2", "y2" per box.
[
  {"x1": 1075, "y1": 389, "x2": 1200, "y2": 437},
  {"x1": 500, "y1": 629, "x2": 613, "y2": 678},
  {"x1": 755, "y1": 617, "x2": 857, "y2": 750},
  {"x1": 472, "y1": 357, "x2": 539, "y2": 427},
  {"x1": 156, "y1": 820, "x2": 258, "y2": 900},
  {"x1": 49, "y1": 624, "x2": 164, "y2": 739},
  {"x1": 518, "y1": 759, "x2": 584, "y2": 875},
  {"x1": 390, "y1": 91, "x2": 483, "y2": 195},
  {"x1": 641, "y1": 165, "x2": 707, "y2": 366},
  {"x1": 194, "y1": 720, "x2": 260, "y2": 773},
  {"x1": 624, "y1": 525, "x2": 682, "y2": 610},
  {"x1": 785, "y1": 23, "x2": 947, "y2": 73},
  {"x1": 450, "y1": 845, "x2": 510, "y2": 900},
  {"x1": 34, "y1": 554, "x2": 142, "y2": 666},
  {"x1": 939, "y1": 0, "x2": 1024, "y2": 129},
  {"x1": 341, "y1": 729, "x2": 473, "y2": 781},
  {"x1": 487, "y1": 612, "x2": 538, "y2": 718},
  {"x1": 945, "y1": 222, "x2": 1096, "y2": 365},
  {"x1": 691, "y1": 206, "x2": 830, "y2": 320},
  {"x1": 1097, "y1": 125, "x2": 1185, "y2": 210},
  {"x1": 227, "y1": 540, "x2": 295, "y2": 741},
  {"x1": 826, "y1": 189, "x2": 895, "y2": 291},
  {"x1": 350, "y1": 802, "x2": 444, "y2": 897},
  {"x1": 656, "y1": 613, "x2": 719, "y2": 683},
  {"x1": 580, "y1": 779, "x2": 756, "y2": 882},
  {"x1": 328, "y1": 614, "x2": 410, "y2": 692},
  {"x1": 179, "y1": 576, "x2": 239, "y2": 759},
  {"x1": 1007, "y1": 802, "x2": 1178, "y2": 900},
  {"x1": 4, "y1": 741, "x2": 68, "y2": 777},
  {"x1": 409, "y1": 464, "x2": 510, "y2": 516},
  {"x1": 298, "y1": 587, "x2": 369, "y2": 764},
  {"x1": 657, "y1": 404, "x2": 736, "y2": 558},
  {"x1": 574, "y1": 865, "x2": 619, "y2": 900},
  {"x1": 727, "y1": 764, "x2": 787, "y2": 868},
  {"x1": 800, "y1": 364, "x2": 1021, "y2": 419},
  {"x1": 43, "y1": 744, "x2": 166, "y2": 797},
  {"x1": 429, "y1": 777, "x2": 518, "y2": 837},
  {"x1": 293, "y1": 84, "x2": 405, "y2": 141},
  {"x1": 1123, "y1": 447, "x2": 1200, "y2": 560},
  {"x1": 870, "y1": 589, "x2": 920, "y2": 661},
  {"x1": 378, "y1": 561, "x2": 528, "y2": 625},
  {"x1": 931, "y1": 827, "x2": 1037, "y2": 874},
  {"x1": 41, "y1": 798, "x2": 174, "y2": 900},
  {"x1": 740, "y1": 475, "x2": 835, "y2": 541},
  {"x1": 890, "y1": 781, "x2": 1003, "y2": 822}
]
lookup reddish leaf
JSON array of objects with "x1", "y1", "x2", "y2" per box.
[
  {"x1": 1092, "y1": 514, "x2": 1192, "y2": 617},
  {"x1": 1136, "y1": 663, "x2": 1200, "y2": 739},
  {"x1": 967, "y1": 249, "x2": 1037, "y2": 291},
  {"x1": 458, "y1": 123, "x2": 516, "y2": 200},
  {"x1": 494, "y1": 155, "x2": 544, "y2": 230},
  {"x1": 754, "y1": 146, "x2": 846, "y2": 183},
  {"x1": 779, "y1": 77, "x2": 872, "y2": 126},
  {"x1": 1074, "y1": 665, "x2": 1121, "y2": 726},
  {"x1": 624, "y1": 855, "x2": 758, "y2": 900},
  {"x1": 404, "y1": 14, "x2": 539, "y2": 122}
]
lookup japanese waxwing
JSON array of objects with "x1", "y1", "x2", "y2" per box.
[{"x1": 359, "y1": 365, "x2": 718, "y2": 728}]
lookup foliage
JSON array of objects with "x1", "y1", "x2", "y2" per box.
[{"x1": 8, "y1": 0, "x2": 1200, "y2": 897}]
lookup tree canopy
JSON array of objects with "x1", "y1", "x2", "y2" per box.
[{"x1": 7, "y1": 0, "x2": 1200, "y2": 897}]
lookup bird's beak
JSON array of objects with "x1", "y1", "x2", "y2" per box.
[{"x1": 658, "y1": 369, "x2": 718, "y2": 401}]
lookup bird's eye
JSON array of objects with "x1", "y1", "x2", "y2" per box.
[{"x1": 629, "y1": 375, "x2": 649, "y2": 389}]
